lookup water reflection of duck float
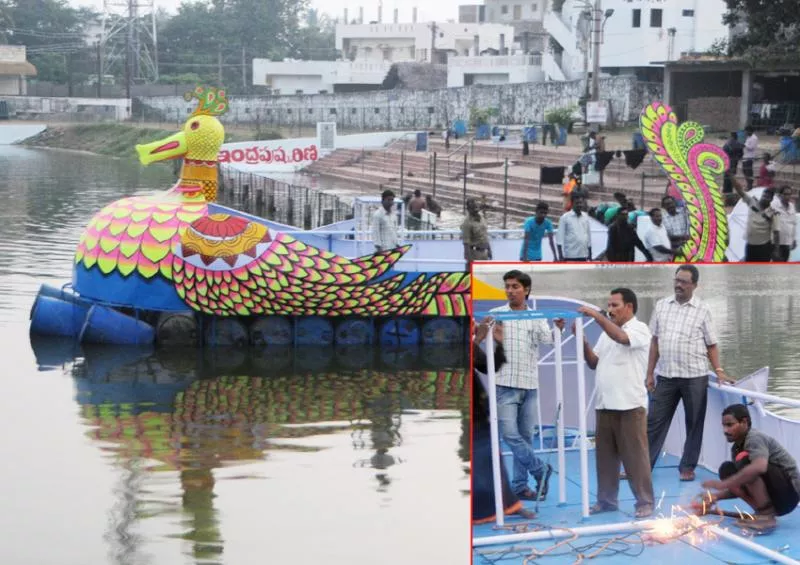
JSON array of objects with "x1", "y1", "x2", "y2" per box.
[{"x1": 70, "y1": 85, "x2": 469, "y2": 324}]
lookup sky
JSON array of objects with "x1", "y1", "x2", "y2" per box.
[{"x1": 72, "y1": 0, "x2": 465, "y2": 25}]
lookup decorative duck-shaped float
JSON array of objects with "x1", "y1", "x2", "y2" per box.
[{"x1": 30, "y1": 86, "x2": 471, "y2": 347}]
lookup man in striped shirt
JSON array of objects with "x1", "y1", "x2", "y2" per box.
[
  {"x1": 646, "y1": 265, "x2": 734, "y2": 482},
  {"x1": 478, "y1": 269, "x2": 565, "y2": 500}
]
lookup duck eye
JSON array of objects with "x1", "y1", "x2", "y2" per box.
[{"x1": 190, "y1": 121, "x2": 200, "y2": 130}]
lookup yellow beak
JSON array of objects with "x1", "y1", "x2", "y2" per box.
[{"x1": 135, "y1": 131, "x2": 187, "y2": 165}]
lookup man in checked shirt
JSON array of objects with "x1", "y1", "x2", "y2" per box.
[
  {"x1": 646, "y1": 265, "x2": 735, "y2": 482},
  {"x1": 477, "y1": 269, "x2": 565, "y2": 500}
]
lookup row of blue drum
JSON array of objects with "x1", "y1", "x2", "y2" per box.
[{"x1": 29, "y1": 284, "x2": 469, "y2": 347}]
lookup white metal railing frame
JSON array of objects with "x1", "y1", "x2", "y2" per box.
[{"x1": 474, "y1": 305, "x2": 591, "y2": 526}]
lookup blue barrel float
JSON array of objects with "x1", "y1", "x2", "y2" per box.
[
  {"x1": 296, "y1": 316, "x2": 334, "y2": 346},
  {"x1": 30, "y1": 295, "x2": 91, "y2": 338},
  {"x1": 250, "y1": 317, "x2": 293, "y2": 346},
  {"x1": 421, "y1": 318, "x2": 463, "y2": 345},
  {"x1": 379, "y1": 318, "x2": 420, "y2": 345},
  {"x1": 204, "y1": 317, "x2": 249, "y2": 347},
  {"x1": 79, "y1": 305, "x2": 155, "y2": 345},
  {"x1": 335, "y1": 318, "x2": 375, "y2": 345}
]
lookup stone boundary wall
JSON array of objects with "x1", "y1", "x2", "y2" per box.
[
  {"x1": 688, "y1": 96, "x2": 741, "y2": 133},
  {"x1": 139, "y1": 77, "x2": 663, "y2": 131}
]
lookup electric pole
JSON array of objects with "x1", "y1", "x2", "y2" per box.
[
  {"x1": 430, "y1": 21, "x2": 437, "y2": 63},
  {"x1": 591, "y1": 0, "x2": 601, "y2": 101},
  {"x1": 241, "y1": 45, "x2": 246, "y2": 92},
  {"x1": 125, "y1": 0, "x2": 133, "y2": 100},
  {"x1": 96, "y1": 40, "x2": 102, "y2": 98}
]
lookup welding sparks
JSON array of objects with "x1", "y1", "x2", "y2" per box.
[{"x1": 643, "y1": 505, "x2": 722, "y2": 547}]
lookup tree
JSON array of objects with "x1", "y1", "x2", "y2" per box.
[
  {"x1": 2, "y1": 0, "x2": 97, "y2": 83},
  {"x1": 289, "y1": 9, "x2": 336, "y2": 61},
  {"x1": 724, "y1": 0, "x2": 800, "y2": 61},
  {"x1": 157, "y1": 0, "x2": 308, "y2": 92}
]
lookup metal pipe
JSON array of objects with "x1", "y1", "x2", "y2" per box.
[
  {"x1": 708, "y1": 526, "x2": 800, "y2": 565},
  {"x1": 576, "y1": 319, "x2": 590, "y2": 518},
  {"x1": 485, "y1": 328, "x2": 506, "y2": 527},
  {"x1": 400, "y1": 151, "x2": 405, "y2": 196},
  {"x1": 462, "y1": 153, "x2": 468, "y2": 212},
  {"x1": 432, "y1": 151, "x2": 437, "y2": 196},
  {"x1": 474, "y1": 519, "x2": 658, "y2": 547},
  {"x1": 591, "y1": 0, "x2": 601, "y2": 101},
  {"x1": 502, "y1": 158, "x2": 509, "y2": 230},
  {"x1": 554, "y1": 325, "x2": 566, "y2": 504},
  {"x1": 708, "y1": 382, "x2": 800, "y2": 409}
]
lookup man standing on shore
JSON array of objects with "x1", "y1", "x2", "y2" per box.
[
  {"x1": 646, "y1": 265, "x2": 734, "y2": 481},
  {"x1": 372, "y1": 189, "x2": 399, "y2": 252},
  {"x1": 462, "y1": 197, "x2": 492, "y2": 266},
  {"x1": 557, "y1": 191, "x2": 592, "y2": 261},
  {"x1": 520, "y1": 202, "x2": 557, "y2": 261}
]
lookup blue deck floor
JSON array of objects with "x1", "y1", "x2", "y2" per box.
[{"x1": 473, "y1": 450, "x2": 800, "y2": 564}]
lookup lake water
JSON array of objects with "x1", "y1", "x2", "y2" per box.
[
  {"x1": 474, "y1": 263, "x2": 800, "y2": 418},
  {"x1": 0, "y1": 145, "x2": 469, "y2": 565}
]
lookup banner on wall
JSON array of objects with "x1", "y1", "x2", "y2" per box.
[
  {"x1": 219, "y1": 131, "x2": 419, "y2": 173},
  {"x1": 586, "y1": 101, "x2": 608, "y2": 124},
  {"x1": 317, "y1": 122, "x2": 336, "y2": 151},
  {"x1": 415, "y1": 132, "x2": 428, "y2": 152}
]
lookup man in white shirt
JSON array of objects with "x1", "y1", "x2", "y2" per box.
[
  {"x1": 771, "y1": 185, "x2": 797, "y2": 262},
  {"x1": 577, "y1": 288, "x2": 654, "y2": 518},
  {"x1": 743, "y1": 127, "x2": 759, "y2": 190},
  {"x1": 557, "y1": 191, "x2": 592, "y2": 261},
  {"x1": 371, "y1": 189, "x2": 399, "y2": 252},
  {"x1": 477, "y1": 269, "x2": 565, "y2": 500},
  {"x1": 644, "y1": 208, "x2": 674, "y2": 262},
  {"x1": 646, "y1": 265, "x2": 734, "y2": 482}
]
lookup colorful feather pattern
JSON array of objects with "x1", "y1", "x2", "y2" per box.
[
  {"x1": 74, "y1": 195, "x2": 208, "y2": 280},
  {"x1": 172, "y1": 229, "x2": 471, "y2": 317},
  {"x1": 639, "y1": 102, "x2": 730, "y2": 262}
]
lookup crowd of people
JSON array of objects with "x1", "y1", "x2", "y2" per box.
[
  {"x1": 516, "y1": 178, "x2": 797, "y2": 262},
  {"x1": 473, "y1": 266, "x2": 800, "y2": 532}
]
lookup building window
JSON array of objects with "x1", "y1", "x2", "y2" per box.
[
  {"x1": 287, "y1": 109, "x2": 292, "y2": 114},
  {"x1": 501, "y1": 5, "x2": 508, "y2": 14},
  {"x1": 650, "y1": 8, "x2": 663, "y2": 27},
  {"x1": 632, "y1": 9, "x2": 641, "y2": 28},
  {"x1": 295, "y1": 89, "x2": 303, "y2": 94},
  {"x1": 427, "y1": 106, "x2": 435, "y2": 114},
  {"x1": 531, "y1": 3, "x2": 537, "y2": 12},
  {"x1": 329, "y1": 108, "x2": 337, "y2": 114},
  {"x1": 682, "y1": 9, "x2": 694, "y2": 17},
  {"x1": 513, "y1": 4, "x2": 521, "y2": 19},
  {"x1": 374, "y1": 108, "x2": 380, "y2": 114},
  {"x1": 351, "y1": 108, "x2": 358, "y2": 115},
  {"x1": 308, "y1": 108, "x2": 313, "y2": 114},
  {"x1": 266, "y1": 109, "x2": 272, "y2": 115}
]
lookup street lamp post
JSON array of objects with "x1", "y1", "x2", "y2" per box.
[{"x1": 591, "y1": 0, "x2": 601, "y2": 101}]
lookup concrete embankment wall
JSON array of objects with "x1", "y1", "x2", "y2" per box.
[
  {"x1": 0, "y1": 124, "x2": 46, "y2": 145},
  {"x1": 139, "y1": 76, "x2": 663, "y2": 130}
]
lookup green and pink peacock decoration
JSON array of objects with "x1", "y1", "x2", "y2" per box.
[{"x1": 639, "y1": 102, "x2": 730, "y2": 263}]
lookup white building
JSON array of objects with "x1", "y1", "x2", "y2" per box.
[
  {"x1": 252, "y1": 19, "x2": 516, "y2": 94},
  {"x1": 252, "y1": 0, "x2": 730, "y2": 95},
  {"x1": 0, "y1": 46, "x2": 37, "y2": 96},
  {"x1": 547, "y1": 0, "x2": 730, "y2": 82}
]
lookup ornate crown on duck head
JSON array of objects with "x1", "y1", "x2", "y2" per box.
[{"x1": 185, "y1": 85, "x2": 229, "y2": 118}]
